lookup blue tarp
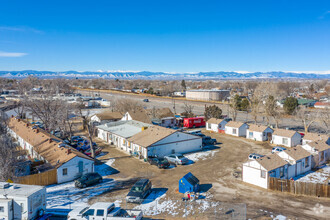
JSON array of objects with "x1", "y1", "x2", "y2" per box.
[{"x1": 179, "y1": 172, "x2": 200, "y2": 193}]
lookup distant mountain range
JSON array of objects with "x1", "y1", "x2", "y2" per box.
[{"x1": 0, "y1": 70, "x2": 329, "y2": 80}]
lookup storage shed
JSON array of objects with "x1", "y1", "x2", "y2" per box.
[{"x1": 179, "y1": 172, "x2": 200, "y2": 193}]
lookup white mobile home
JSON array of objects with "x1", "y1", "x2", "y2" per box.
[
  {"x1": 206, "y1": 118, "x2": 228, "y2": 133},
  {"x1": 97, "y1": 120, "x2": 151, "y2": 154},
  {"x1": 271, "y1": 129, "x2": 302, "y2": 147},
  {"x1": 225, "y1": 121, "x2": 248, "y2": 137},
  {"x1": 128, "y1": 126, "x2": 202, "y2": 158},
  {"x1": 90, "y1": 111, "x2": 123, "y2": 125},
  {"x1": 246, "y1": 124, "x2": 273, "y2": 142},
  {"x1": 0, "y1": 182, "x2": 46, "y2": 220},
  {"x1": 242, "y1": 154, "x2": 289, "y2": 189},
  {"x1": 302, "y1": 141, "x2": 330, "y2": 168},
  {"x1": 276, "y1": 146, "x2": 312, "y2": 178}
]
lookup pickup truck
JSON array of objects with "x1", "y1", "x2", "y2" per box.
[{"x1": 67, "y1": 202, "x2": 143, "y2": 220}]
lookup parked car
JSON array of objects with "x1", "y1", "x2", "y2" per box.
[
  {"x1": 84, "y1": 147, "x2": 102, "y2": 157},
  {"x1": 67, "y1": 202, "x2": 143, "y2": 220},
  {"x1": 248, "y1": 153, "x2": 264, "y2": 160},
  {"x1": 164, "y1": 154, "x2": 189, "y2": 165},
  {"x1": 202, "y1": 136, "x2": 217, "y2": 146},
  {"x1": 147, "y1": 157, "x2": 170, "y2": 169},
  {"x1": 71, "y1": 136, "x2": 84, "y2": 143},
  {"x1": 75, "y1": 173, "x2": 102, "y2": 188},
  {"x1": 126, "y1": 179, "x2": 152, "y2": 203},
  {"x1": 143, "y1": 99, "x2": 149, "y2": 102},
  {"x1": 272, "y1": 146, "x2": 286, "y2": 154},
  {"x1": 194, "y1": 133, "x2": 206, "y2": 137}
]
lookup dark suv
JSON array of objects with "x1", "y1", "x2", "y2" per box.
[
  {"x1": 126, "y1": 179, "x2": 152, "y2": 203},
  {"x1": 75, "y1": 172, "x2": 102, "y2": 188},
  {"x1": 147, "y1": 157, "x2": 170, "y2": 169}
]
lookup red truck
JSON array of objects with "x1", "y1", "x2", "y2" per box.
[{"x1": 183, "y1": 117, "x2": 206, "y2": 128}]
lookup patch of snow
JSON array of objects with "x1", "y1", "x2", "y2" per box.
[
  {"x1": 273, "y1": 215, "x2": 287, "y2": 220},
  {"x1": 46, "y1": 178, "x2": 117, "y2": 210},
  {"x1": 185, "y1": 150, "x2": 218, "y2": 162},
  {"x1": 95, "y1": 158, "x2": 117, "y2": 176},
  {"x1": 294, "y1": 165, "x2": 330, "y2": 184}
]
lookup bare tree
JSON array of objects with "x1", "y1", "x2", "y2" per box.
[
  {"x1": 317, "y1": 110, "x2": 330, "y2": 134},
  {"x1": 181, "y1": 102, "x2": 195, "y2": 118},
  {"x1": 113, "y1": 98, "x2": 144, "y2": 113},
  {"x1": 296, "y1": 106, "x2": 316, "y2": 133},
  {"x1": 0, "y1": 114, "x2": 19, "y2": 181},
  {"x1": 229, "y1": 95, "x2": 240, "y2": 121}
]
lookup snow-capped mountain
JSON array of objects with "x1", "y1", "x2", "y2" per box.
[{"x1": 0, "y1": 70, "x2": 329, "y2": 79}]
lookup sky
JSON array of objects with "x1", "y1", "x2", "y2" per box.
[{"x1": 0, "y1": 0, "x2": 330, "y2": 73}]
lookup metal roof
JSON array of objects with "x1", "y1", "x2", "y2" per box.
[
  {"x1": 0, "y1": 182, "x2": 44, "y2": 198},
  {"x1": 97, "y1": 120, "x2": 152, "y2": 138}
]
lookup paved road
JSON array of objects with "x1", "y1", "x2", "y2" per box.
[{"x1": 79, "y1": 90, "x2": 327, "y2": 134}]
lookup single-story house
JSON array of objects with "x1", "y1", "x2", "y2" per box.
[
  {"x1": 276, "y1": 146, "x2": 312, "y2": 178},
  {"x1": 121, "y1": 109, "x2": 152, "y2": 124},
  {"x1": 302, "y1": 133, "x2": 330, "y2": 145},
  {"x1": 127, "y1": 125, "x2": 202, "y2": 158},
  {"x1": 242, "y1": 154, "x2": 289, "y2": 189},
  {"x1": 90, "y1": 111, "x2": 123, "y2": 125},
  {"x1": 97, "y1": 120, "x2": 152, "y2": 154},
  {"x1": 8, "y1": 118, "x2": 94, "y2": 184},
  {"x1": 206, "y1": 118, "x2": 228, "y2": 133},
  {"x1": 146, "y1": 107, "x2": 175, "y2": 119},
  {"x1": 302, "y1": 141, "x2": 330, "y2": 168},
  {"x1": 246, "y1": 124, "x2": 273, "y2": 142},
  {"x1": 271, "y1": 129, "x2": 302, "y2": 147},
  {"x1": 225, "y1": 121, "x2": 248, "y2": 137}
]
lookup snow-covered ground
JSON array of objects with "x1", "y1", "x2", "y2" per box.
[
  {"x1": 294, "y1": 165, "x2": 330, "y2": 184},
  {"x1": 185, "y1": 149, "x2": 218, "y2": 162},
  {"x1": 46, "y1": 158, "x2": 117, "y2": 210}
]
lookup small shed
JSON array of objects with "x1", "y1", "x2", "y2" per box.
[{"x1": 179, "y1": 172, "x2": 200, "y2": 193}]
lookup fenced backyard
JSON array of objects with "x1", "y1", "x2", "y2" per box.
[
  {"x1": 18, "y1": 168, "x2": 57, "y2": 186},
  {"x1": 268, "y1": 177, "x2": 330, "y2": 198}
]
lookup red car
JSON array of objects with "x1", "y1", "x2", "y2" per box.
[
  {"x1": 183, "y1": 117, "x2": 206, "y2": 128},
  {"x1": 84, "y1": 147, "x2": 102, "y2": 157}
]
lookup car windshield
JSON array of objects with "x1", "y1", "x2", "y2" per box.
[
  {"x1": 131, "y1": 186, "x2": 143, "y2": 192},
  {"x1": 178, "y1": 155, "x2": 184, "y2": 159}
]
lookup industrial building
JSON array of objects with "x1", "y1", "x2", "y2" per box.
[{"x1": 186, "y1": 90, "x2": 230, "y2": 101}]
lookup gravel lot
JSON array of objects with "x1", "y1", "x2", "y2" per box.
[{"x1": 88, "y1": 129, "x2": 330, "y2": 219}]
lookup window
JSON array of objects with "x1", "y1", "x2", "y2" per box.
[
  {"x1": 249, "y1": 131, "x2": 253, "y2": 138},
  {"x1": 321, "y1": 151, "x2": 325, "y2": 160},
  {"x1": 96, "y1": 209, "x2": 104, "y2": 216},
  {"x1": 305, "y1": 157, "x2": 309, "y2": 168},
  {"x1": 233, "y1": 129, "x2": 237, "y2": 134},
  {"x1": 62, "y1": 168, "x2": 68, "y2": 176},
  {"x1": 282, "y1": 138, "x2": 288, "y2": 145},
  {"x1": 83, "y1": 209, "x2": 95, "y2": 216},
  {"x1": 260, "y1": 170, "x2": 266, "y2": 178},
  {"x1": 0, "y1": 206, "x2": 4, "y2": 212}
]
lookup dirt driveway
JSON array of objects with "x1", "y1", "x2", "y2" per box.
[{"x1": 90, "y1": 129, "x2": 330, "y2": 219}]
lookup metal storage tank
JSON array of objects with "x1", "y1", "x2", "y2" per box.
[{"x1": 186, "y1": 90, "x2": 230, "y2": 101}]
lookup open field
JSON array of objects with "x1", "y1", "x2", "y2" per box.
[{"x1": 86, "y1": 129, "x2": 330, "y2": 219}]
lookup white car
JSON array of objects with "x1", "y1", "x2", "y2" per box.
[
  {"x1": 272, "y1": 146, "x2": 286, "y2": 154},
  {"x1": 248, "y1": 153, "x2": 264, "y2": 160}
]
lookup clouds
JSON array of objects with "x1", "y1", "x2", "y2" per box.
[
  {"x1": 0, "y1": 26, "x2": 43, "y2": 34},
  {"x1": 319, "y1": 11, "x2": 330, "y2": 19},
  {"x1": 0, "y1": 51, "x2": 27, "y2": 57}
]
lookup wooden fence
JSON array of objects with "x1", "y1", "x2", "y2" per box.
[
  {"x1": 268, "y1": 177, "x2": 330, "y2": 198},
  {"x1": 18, "y1": 169, "x2": 57, "y2": 186}
]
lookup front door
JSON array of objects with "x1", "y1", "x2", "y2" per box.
[
  {"x1": 78, "y1": 161, "x2": 84, "y2": 174},
  {"x1": 267, "y1": 133, "x2": 272, "y2": 141},
  {"x1": 296, "y1": 161, "x2": 302, "y2": 175}
]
